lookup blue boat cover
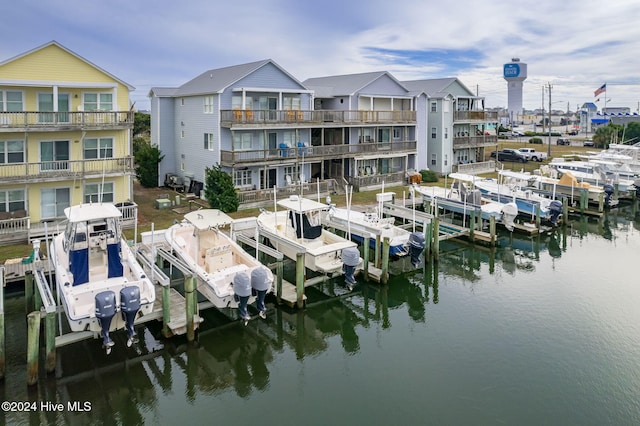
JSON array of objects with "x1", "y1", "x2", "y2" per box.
[
  {"x1": 70, "y1": 248, "x2": 89, "y2": 285},
  {"x1": 107, "y1": 243, "x2": 123, "y2": 278}
]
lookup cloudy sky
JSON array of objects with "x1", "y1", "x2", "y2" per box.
[{"x1": 3, "y1": 0, "x2": 640, "y2": 112}]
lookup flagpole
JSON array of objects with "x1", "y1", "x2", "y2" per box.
[{"x1": 604, "y1": 83, "x2": 607, "y2": 112}]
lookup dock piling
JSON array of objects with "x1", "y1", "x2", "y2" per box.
[
  {"x1": 45, "y1": 311, "x2": 56, "y2": 373},
  {"x1": 296, "y1": 253, "x2": 305, "y2": 308},
  {"x1": 184, "y1": 275, "x2": 197, "y2": 342},
  {"x1": 26, "y1": 310, "x2": 41, "y2": 386},
  {"x1": 381, "y1": 237, "x2": 390, "y2": 284},
  {"x1": 362, "y1": 237, "x2": 370, "y2": 281}
]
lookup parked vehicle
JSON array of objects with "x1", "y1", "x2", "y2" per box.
[
  {"x1": 557, "y1": 138, "x2": 571, "y2": 146},
  {"x1": 517, "y1": 148, "x2": 548, "y2": 162},
  {"x1": 568, "y1": 130, "x2": 579, "y2": 136},
  {"x1": 583, "y1": 140, "x2": 595, "y2": 147},
  {"x1": 490, "y1": 149, "x2": 528, "y2": 163},
  {"x1": 512, "y1": 130, "x2": 525, "y2": 137}
]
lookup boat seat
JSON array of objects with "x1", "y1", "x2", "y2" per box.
[{"x1": 205, "y1": 245, "x2": 234, "y2": 273}]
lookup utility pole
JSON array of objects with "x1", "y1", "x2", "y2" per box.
[
  {"x1": 547, "y1": 82, "x2": 552, "y2": 157},
  {"x1": 541, "y1": 86, "x2": 545, "y2": 134}
]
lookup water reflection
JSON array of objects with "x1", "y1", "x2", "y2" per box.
[{"x1": 2, "y1": 201, "x2": 639, "y2": 424}]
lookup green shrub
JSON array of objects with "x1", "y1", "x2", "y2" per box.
[
  {"x1": 529, "y1": 137, "x2": 543, "y2": 144},
  {"x1": 420, "y1": 169, "x2": 439, "y2": 183}
]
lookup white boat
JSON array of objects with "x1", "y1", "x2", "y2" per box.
[
  {"x1": 324, "y1": 204, "x2": 411, "y2": 257},
  {"x1": 412, "y1": 175, "x2": 518, "y2": 231},
  {"x1": 165, "y1": 209, "x2": 273, "y2": 308},
  {"x1": 457, "y1": 172, "x2": 563, "y2": 225},
  {"x1": 547, "y1": 158, "x2": 636, "y2": 195},
  {"x1": 523, "y1": 168, "x2": 617, "y2": 207},
  {"x1": 50, "y1": 203, "x2": 156, "y2": 351},
  {"x1": 257, "y1": 195, "x2": 360, "y2": 275}
]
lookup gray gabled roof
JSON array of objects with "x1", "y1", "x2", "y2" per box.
[
  {"x1": 0, "y1": 40, "x2": 135, "y2": 90},
  {"x1": 149, "y1": 87, "x2": 179, "y2": 97},
  {"x1": 303, "y1": 71, "x2": 408, "y2": 98},
  {"x1": 402, "y1": 77, "x2": 474, "y2": 98},
  {"x1": 171, "y1": 59, "x2": 307, "y2": 97}
]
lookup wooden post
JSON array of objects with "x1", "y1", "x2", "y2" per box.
[
  {"x1": 296, "y1": 252, "x2": 305, "y2": 309},
  {"x1": 535, "y1": 205, "x2": 541, "y2": 228},
  {"x1": 424, "y1": 221, "x2": 432, "y2": 258},
  {"x1": 580, "y1": 189, "x2": 588, "y2": 213},
  {"x1": 562, "y1": 197, "x2": 569, "y2": 225},
  {"x1": 362, "y1": 237, "x2": 370, "y2": 282},
  {"x1": 489, "y1": 215, "x2": 496, "y2": 246},
  {"x1": 374, "y1": 235, "x2": 381, "y2": 268},
  {"x1": 433, "y1": 217, "x2": 440, "y2": 261},
  {"x1": 25, "y1": 270, "x2": 34, "y2": 315},
  {"x1": 598, "y1": 192, "x2": 604, "y2": 213},
  {"x1": 469, "y1": 209, "x2": 476, "y2": 240},
  {"x1": 276, "y1": 258, "x2": 283, "y2": 305},
  {"x1": 26, "y1": 311, "x2": 40, "y2": 386},
  {"x1": 45, "y1": 311, "x2": 56, "y2": 373},
  {"x1": 184, "y1": 275, "x2": 197, "y2": 342},
  {"x1": 614, "y1": 183, "x2": 619, "y2": 199},
  {"x1": 381, "y1": 237, "x2": 390, "y2": 284},
  {"x1": 162, "y1": 284, "x2": 171, "y2": 338},
  {"x1": 0, "y1": 267, "x2": 5, "y2": 380}
]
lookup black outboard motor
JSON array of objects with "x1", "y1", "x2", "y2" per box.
[
  {"x1": 603, "y1": 183, "x2": 615, "y2": 206},
  {"x1": 408, "y1": 232, "x2": 426, "y2": 268},
  {"x1": 341, "y1": 247, "x2": 360, "y2": 291},
  {"x1": 95, "y1": 291, "x2": 116, "y2": 354},
  {"x1": 548, "y1": 200, "x2": 563, "y2": 226},
  {"x1": 120, "y1": 286, "x2": 141, "y2": 347}
]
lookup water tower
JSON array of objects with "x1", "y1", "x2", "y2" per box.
[{"x1": 503, "y1": 58, "x2": 527, "y2": 125}]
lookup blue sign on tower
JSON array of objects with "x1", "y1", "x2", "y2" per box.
[{"x1": 504, "y1": 63, "x2": 521, "y2": 78}]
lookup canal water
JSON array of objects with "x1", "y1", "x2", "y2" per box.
[{"x1": 2, "y1": 205, "x2": 640, "y2": 425}]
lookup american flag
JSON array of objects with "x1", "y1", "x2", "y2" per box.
[{"x1": 594, "y1": 84, "x2": 606, "y2": 97}]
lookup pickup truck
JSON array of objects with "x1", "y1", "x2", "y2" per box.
[
  {"x1": 490, "y1": 148, "x2": 528, "y2": 163},
  {"x1": 517, "y1": 148, "x2": 548, "y2": 162}
]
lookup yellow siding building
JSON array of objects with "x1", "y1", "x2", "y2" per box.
[{"x1": 0, "y1": 41, "x2": 136, "y2": 242}]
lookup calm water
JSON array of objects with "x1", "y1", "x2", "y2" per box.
[{"x1": 2, "y1": 206, "x2": 640, "y2": 425}]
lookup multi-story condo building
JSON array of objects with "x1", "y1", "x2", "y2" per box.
[
  {"x1": 403, "y1": 78, "x2": 497, "y2": 175},
  {"x1": 150, "y1": 63, "x2": 417, "y2": 207},
  {"x1": 0, "y1": 41, "x2": 136, "y2": 243},
  {"x1": 302, "y1": 71, "x2": 417, "y2": 191}
]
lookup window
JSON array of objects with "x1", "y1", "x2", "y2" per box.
[
  {"x1": 38, "y1": 93, "x2": 69, "y2": 123},
  {"x1": 444, "y1": 128, "x2": 448, "y2": 139},
  {"x1": 431, "y1": 153, "x2": 437, "y2": 166},
  {"x1": 232, "y1": 96, "x2": 254, "y2": 110},
  {"x1": 83, "y1": 93, "x2": 113, "y2": 111},
  {"x1": 0, "y1": 140, "x2": 25, "y2": 163},
  {"x1": 233, "y1": 170, "x2": 252, "y2": 188},
  {"x1": 204, "y1": 133, "x2": 215, "y2": 150},
  {"x1": 233, "y1": 133, "x2": 252, "y2": 150},
  {"x1": 181, "y1": 130, "x2": 185, "y2": 138},
  {"x1": 283, "y1": 97, "x2": 301, "y2": 110},
  {"x1": 378, "y1": 128, "x2": 390, "y2": 143},
  {"x1": 181, "y1": 98, "x2": 185, "y2": 106},
  {"x1": 393, "y1": 128, "x2": 402, "y2": 140},
  {"x1": 1, "y1": 90, "x2": 23, "y2": 112},
  {"x1": 84, "y1": 182, "x2": 114, "y2": 203},
  {"x1": 431, "y1": 127, "x2": 437, "y2": 139},
  {"x1": 283, "y1": 166, "x2": 296, "y2": 183},
  {"x1": 283, "y1": 132, "x2": 295, "y2": 147},
  {"x1": 444, "y1": 154, "x2": 448, "y2": 166},
  {"x1": 204, "y1": 96, "x2": 214, "y2": 114},
  {"x1": 40, "y1": 140, "x2": 69, "y2": 171},
  {"x1": 360, "y1": 128, "x2": 374, "y2": 142},
  {"x1": 0, "y1": 189, "x2": 25, "y2": 213},
  {"x1": 84, "y1": 138, "x2": 113, "y2": 159},
  {"x1": 41, "y1": 188, "x2": 70, "y2": 219},
  {"x1": 431, "y1": 102, "x2": 437, "y2": 112}
]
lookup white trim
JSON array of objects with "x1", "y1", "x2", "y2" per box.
[
  {"x1": 0, "y1": 79, "x2": 118, "y2": 89},
  {"x1": 231, "y1": 86, "x2": 314, "y2": 94}
]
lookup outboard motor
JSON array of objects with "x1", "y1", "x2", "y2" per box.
[
  {"x1": 95, "y1": 291, "x2": 117, "y2": 354},
  {"x1": 548, "y1": 200, "x2": 563, "y2": 226},
  {"x1": 408, "y1": 232, "x2": 426, "y2": 268},
  {"x1": 120, "y1": 286, "x2": 141, "y2": 347},
  {"x1": 603, "y1": 183, "x2": 615, "y2": 206},
  {"x1": 341, "y1": 247, "x2": 360, "y2": 291}
]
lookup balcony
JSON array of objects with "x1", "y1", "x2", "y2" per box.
[
  {"x1": 236, "y1": 179, "x2": 339, "y2": 209},
  {"x1": 0, "y1": 111, "x2": 134, "y2": 133},
  {"x1": 0, "y1": 202, "x2": 137, "y2": 244},
  {"x1": 220, "y1": 141, "x2": 417, "y2": 166},
  {"x1": 220, "y1": 109, "x2": 416, "y2": 128},
  {"x1": 453, "y1": 111, "x2": 498, "y2": 123},
  {"x1": 0, "y1": 156, "x2": 134, "y2": 184},
  {"x1": 346, "y1": 171, "x2": 406, "y2": 191},
  {"x1": 452, "y1": 135, "x2": 498, "y2": 149}
]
